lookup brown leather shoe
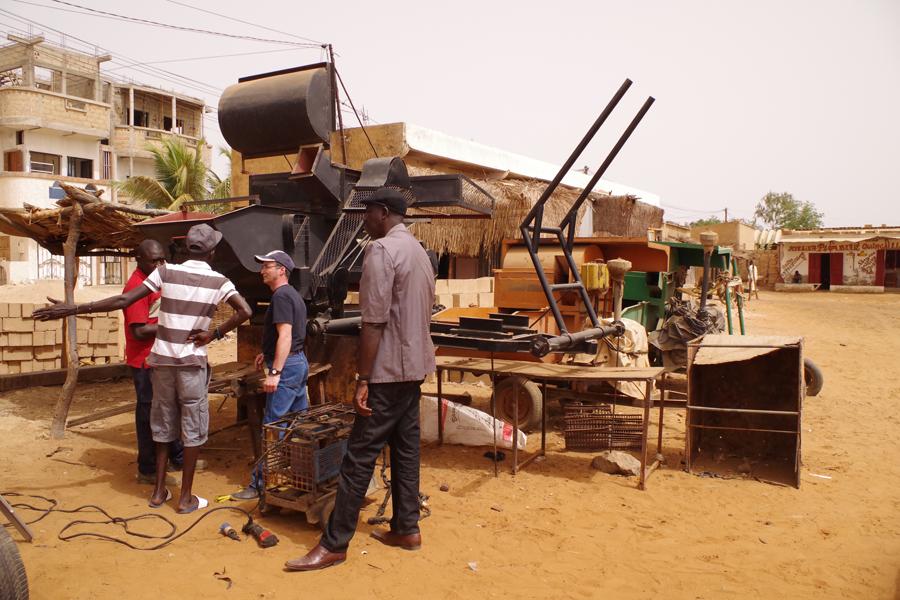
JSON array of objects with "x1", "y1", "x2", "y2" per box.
[
  {"x1": 284, "y1": 544, "x2": 346, "y2": 571},
  {"x1": 370, "y1": 530, "x2": 422, "y2": 551}
]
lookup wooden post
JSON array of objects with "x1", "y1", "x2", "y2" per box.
[{"x1": 50, "y1": 201, "x2": 84, "y2": 439}]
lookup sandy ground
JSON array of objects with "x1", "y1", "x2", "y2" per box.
[{"x1": 2, "y1": 290, "x2": 900, "y2": 599}]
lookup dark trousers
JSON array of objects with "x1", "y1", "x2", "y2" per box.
[
  {"x1": 321, "y1": 380, "x2": 422, "y2": 553},
  {"x1": 132, "y1": 366, "x2": 184, "y2": 475}
]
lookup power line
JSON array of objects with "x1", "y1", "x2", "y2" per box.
[
  {"x1": 21, "y1": 0, "x2": 319, "y2": 47},
  {"x1": 162, "y1": 0, "x2": 325, "y2": 46},
  {"x1": 104, "y1": 47, "x2": 303, "y2": 69},
  {"x1": 0, "y1": 9, "x2": 225, "y2": 97}
]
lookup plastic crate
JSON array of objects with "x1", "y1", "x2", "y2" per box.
[{"x1": 262, "y1": 403, "x2": 354, "y2": 497}]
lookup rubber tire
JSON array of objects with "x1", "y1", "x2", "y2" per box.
[
  {"x1": 0, "y1": 526, "x2": 29, "y2": 600},
  {"x1": 495, "y1": 375, "x2": 543, "y2": 432},
  {"x1": 804, "y1": 358, "x2": 824, "y2": 397}
]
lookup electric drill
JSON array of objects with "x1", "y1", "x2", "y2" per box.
[{"x1": 242, "y1": 520, "x2": 279, "y2": 548}]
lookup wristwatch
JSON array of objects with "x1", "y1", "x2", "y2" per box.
[
  {"x1": 355, "y1": 373, "x2": 369, "y2": 382},
  {"x1": 268, "y1": 367, "x2": 281, "y2": 376}
]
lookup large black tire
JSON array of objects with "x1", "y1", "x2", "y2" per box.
[
  {"x1": 495, "y1": 375, "x2": 543, "y2": 432},
  {"x1": 0, "y1": 526, "x2": 28, "y2": 600},
  {"x1": 804, "y1": 358, "x2": 824, "y2": 397}
]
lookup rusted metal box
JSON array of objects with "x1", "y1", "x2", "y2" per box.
[{"x1": 686, "y1": 335, "x2": 802, "y2": 487}]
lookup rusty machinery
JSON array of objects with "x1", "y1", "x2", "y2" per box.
[{"x1": 135, "y1": 62, "x2": 494, "y2": 323}]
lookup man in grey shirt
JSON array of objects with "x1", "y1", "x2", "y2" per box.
[{"x1": 286, "y1": 187, "x2": 435, "y2": 571}]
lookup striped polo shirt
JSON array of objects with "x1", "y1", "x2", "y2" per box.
[{"x1": 142, "y1": 260, "x2": 237, "y2": 367}]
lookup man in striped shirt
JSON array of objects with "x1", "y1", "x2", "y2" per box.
[{"x1": 34, "y1": 224, "x2": 251, "y2": 513}]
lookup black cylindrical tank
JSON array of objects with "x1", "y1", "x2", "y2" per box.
[{"x1": 218, "y1": 64, "x2": 333, "y2": 158}]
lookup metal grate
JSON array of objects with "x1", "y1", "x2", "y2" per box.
[
  {"x1": 261, "y1": 403, "x2": 355, "y2": 501},
  {"x1": 310, "y1": 185, "x2": 411, "y2": 288},
  {"x1": 563, "y1": 402, "x2": 643, "y2": 451}
]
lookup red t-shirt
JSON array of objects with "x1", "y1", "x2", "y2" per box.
[{"x1": 123, "y1": 269, "x2": 161, "y2": 368}]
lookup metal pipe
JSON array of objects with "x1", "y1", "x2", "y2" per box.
[
  {"x1": 530, "y1": 325, "x2": 622, "y2": 357},
  {"x1": 560, "y1": 96, "x2": 656, "y2": 241},
  {"x1": 521, "y1": 79, "x2": 633, "y2": 227},
  {"x1": 308, "y1": 315, "x2": 361, "y2": 337},
  {"x1": 697, "y1": 231, "x2": 718, "y2": 320}
]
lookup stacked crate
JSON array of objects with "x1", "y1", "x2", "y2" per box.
[{"x1": 0, "y1": 302, "x2": 120, "y2": 374}]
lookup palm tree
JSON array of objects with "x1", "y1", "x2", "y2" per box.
[
  {"x1": 206, "y1": 147, "x2": 233, "y2": 200},
  {"x1": 117, "y1": 137, "x2": 211, "y2": 210}
]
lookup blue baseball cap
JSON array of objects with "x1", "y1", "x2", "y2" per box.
[{"x1": 254, "y1": 250, "x2": 295, "y2": 271}]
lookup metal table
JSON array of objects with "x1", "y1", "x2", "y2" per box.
[{"x1": 435, "y1": 356, "x2": 664, "y2": 489}]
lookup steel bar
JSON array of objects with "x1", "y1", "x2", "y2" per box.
[
  {"x1": 724, "y1": 285, "x2": 734, "y2": 334},
  {"x1": 531, "y1": 325, "x2": 621, "y2": 357},
  {"x1": 737, "y1": 294, "x2": 746, "y2": 335},
  {"x1": 686, "y1": 406, "x2": 800, "y2": 416},
  {"x1": 639, "y1": 379, "x2": 652, "y2": 490},
  {"x1": 688, "y1": 424, "x2": 799, "y2": 435},
  {"x1": 560, "y1": 95, "x2": 656, "y2": 248},
  {"x1": 521, "y1": 79, "x2": 632, "y2": 229},
  {"x1": 437, "y1": 368, "x2": 443, "y2": 445}
]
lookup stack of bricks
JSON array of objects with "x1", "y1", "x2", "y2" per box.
[
  {"x1": 435, "y1": 277, "x2": 495, "y2": 309},
  {"x1": 0, "y1": 302, "x2": 120, "y2": 375}
]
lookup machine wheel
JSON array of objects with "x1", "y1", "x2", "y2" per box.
[
  {"x1": 495, "y1": 375, "x2": 542, "y2": 431},
  {"x1": 804, "y1": 358, "x2": 824, "y2": 397},
  {"x1": 0, "y1": 526, "x2": 28, "y2": 600}
]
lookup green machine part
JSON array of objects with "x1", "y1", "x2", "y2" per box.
[{"x1": 622, "y1": 271, "x2": 667, "y2": 331}]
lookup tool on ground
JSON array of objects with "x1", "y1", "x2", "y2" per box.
[
  {"x1": 219, "y1": 522, "x2": 241, "y2": 541},
  {"x1": 242, "y1": 520, "x2": 279, "y2": 548}
]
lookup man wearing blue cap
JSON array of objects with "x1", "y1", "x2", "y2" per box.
[{"x1": 231, "y1": 250, "x2": 309, "y2": 500}]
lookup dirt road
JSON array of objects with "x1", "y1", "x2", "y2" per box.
[{"x1": 2, "y1": 291, "x2": 898, "y2": 599}]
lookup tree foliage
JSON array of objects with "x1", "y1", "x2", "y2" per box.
[
  {"x1": 753, "y1": 192, "x2": 824, "y2": 230},
  {"x1": 117, "y1": 138, "x2": 232, "y2": 213},
  {"x1": 689, "y1": 216, "x2": 722, "y2": 227}
]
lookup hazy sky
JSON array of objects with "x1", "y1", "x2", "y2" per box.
[{"x1": 3, "y1": 0, "x2": 897, "y2": 227}]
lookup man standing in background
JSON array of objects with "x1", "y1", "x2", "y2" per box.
[
  {"x1": 124, "y1": 239, "x2": 184, "y2": 485},
  {"x1": 286, "y1": 187, "x2": 436, "y2": 571},
  {"x1": 34, "y1": 224, "x2": 251, "y2": 513},
  {"x1": 231, "y1": 250, "x2": 308, "y2": 500}
]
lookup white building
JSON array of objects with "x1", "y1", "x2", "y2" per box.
[{"x1": 0, "y1": 35, "x2": 211, "y2": 285}]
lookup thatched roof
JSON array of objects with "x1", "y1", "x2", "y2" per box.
[
  {"x1": 0, "y1": 183, "x2": 169, "y2": 255},
  {"x1": 407, "y1": 165, "x2": 615, "y2": 257},
  {"x1": 592, "y1": 194, "x2": 663, "y2": 238}
]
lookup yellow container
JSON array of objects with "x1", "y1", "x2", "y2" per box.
[{"x1": 580, "y1": 262, "x2": 609, "y2": 291}]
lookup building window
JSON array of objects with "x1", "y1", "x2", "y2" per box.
[
  {"x1": 15, "y1": 130, "x2": 24, "y2": 145},
  {"x1": 100, "y1": 256, "x2": 122, "y2": 285},
  {"x1": 4, "y1": 150, "x2": 24, "y2": 172},
  {"x1": 133, "y1": 110, "x2": 150, "y2": 127},
  {"x1": 65, "y1": 72, "x2": 95, "y2": 100},
  {"x1": 0, "y1": 67, "x2": 23, "y2": 88},
  {"x1": 30, "y1": 151, "x2": 61, "y2": 175},
  {"x1": 34, "y1": 66, "x2": 63, "y2": 93},
  {"x1": 67, "y1": 157, "x2": 93, "y2": 179},
  {"x1": 101, "y1": 150, "x2": 112, "y2": 180}
]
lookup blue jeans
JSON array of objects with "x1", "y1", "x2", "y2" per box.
[{"x1": 251, "y1": 352, "x2": 309, "y2": 490}]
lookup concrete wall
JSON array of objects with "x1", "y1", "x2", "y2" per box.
[
  {"x1": 0, "y1": 88, "x2": 110, "y2": 138},
  {"x1": 778, "y1": 240, "x2": 898, "y2": 285},
  {"x1": 690, "y1": 221, "x2": 758, "y2": 251}
]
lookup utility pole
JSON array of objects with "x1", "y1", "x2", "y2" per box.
[{"x1": 724, "y1": 208, "x2": 728, "y2": 222}]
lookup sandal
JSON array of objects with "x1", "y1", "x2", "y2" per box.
[{"x1": 148, "y1": 488, "x2": 172, "y2": 508}]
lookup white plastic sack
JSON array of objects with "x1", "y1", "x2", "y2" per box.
[{"x1": 420, "y1": 395, "x2": 526, "y2": 450}]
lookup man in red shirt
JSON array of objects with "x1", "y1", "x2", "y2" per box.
[{"x1": 124, "y1": 239, "x2": 184, "y2": 483}]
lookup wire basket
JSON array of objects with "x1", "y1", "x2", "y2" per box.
[
  {"x1": 563, "y1": 402, "x2": 643, "y2": 452},
  {"x1": 262, "y1": 403, "x2": 355, "y2": 498}
]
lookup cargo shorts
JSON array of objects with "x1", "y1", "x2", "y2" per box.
[{"x1": 150, "y1": 366, "x2": 210, "y2": 448}]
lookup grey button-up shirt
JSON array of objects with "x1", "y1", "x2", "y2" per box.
[{"x1": 360, "y1": 223, "x2": 436, "y2": 384}]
